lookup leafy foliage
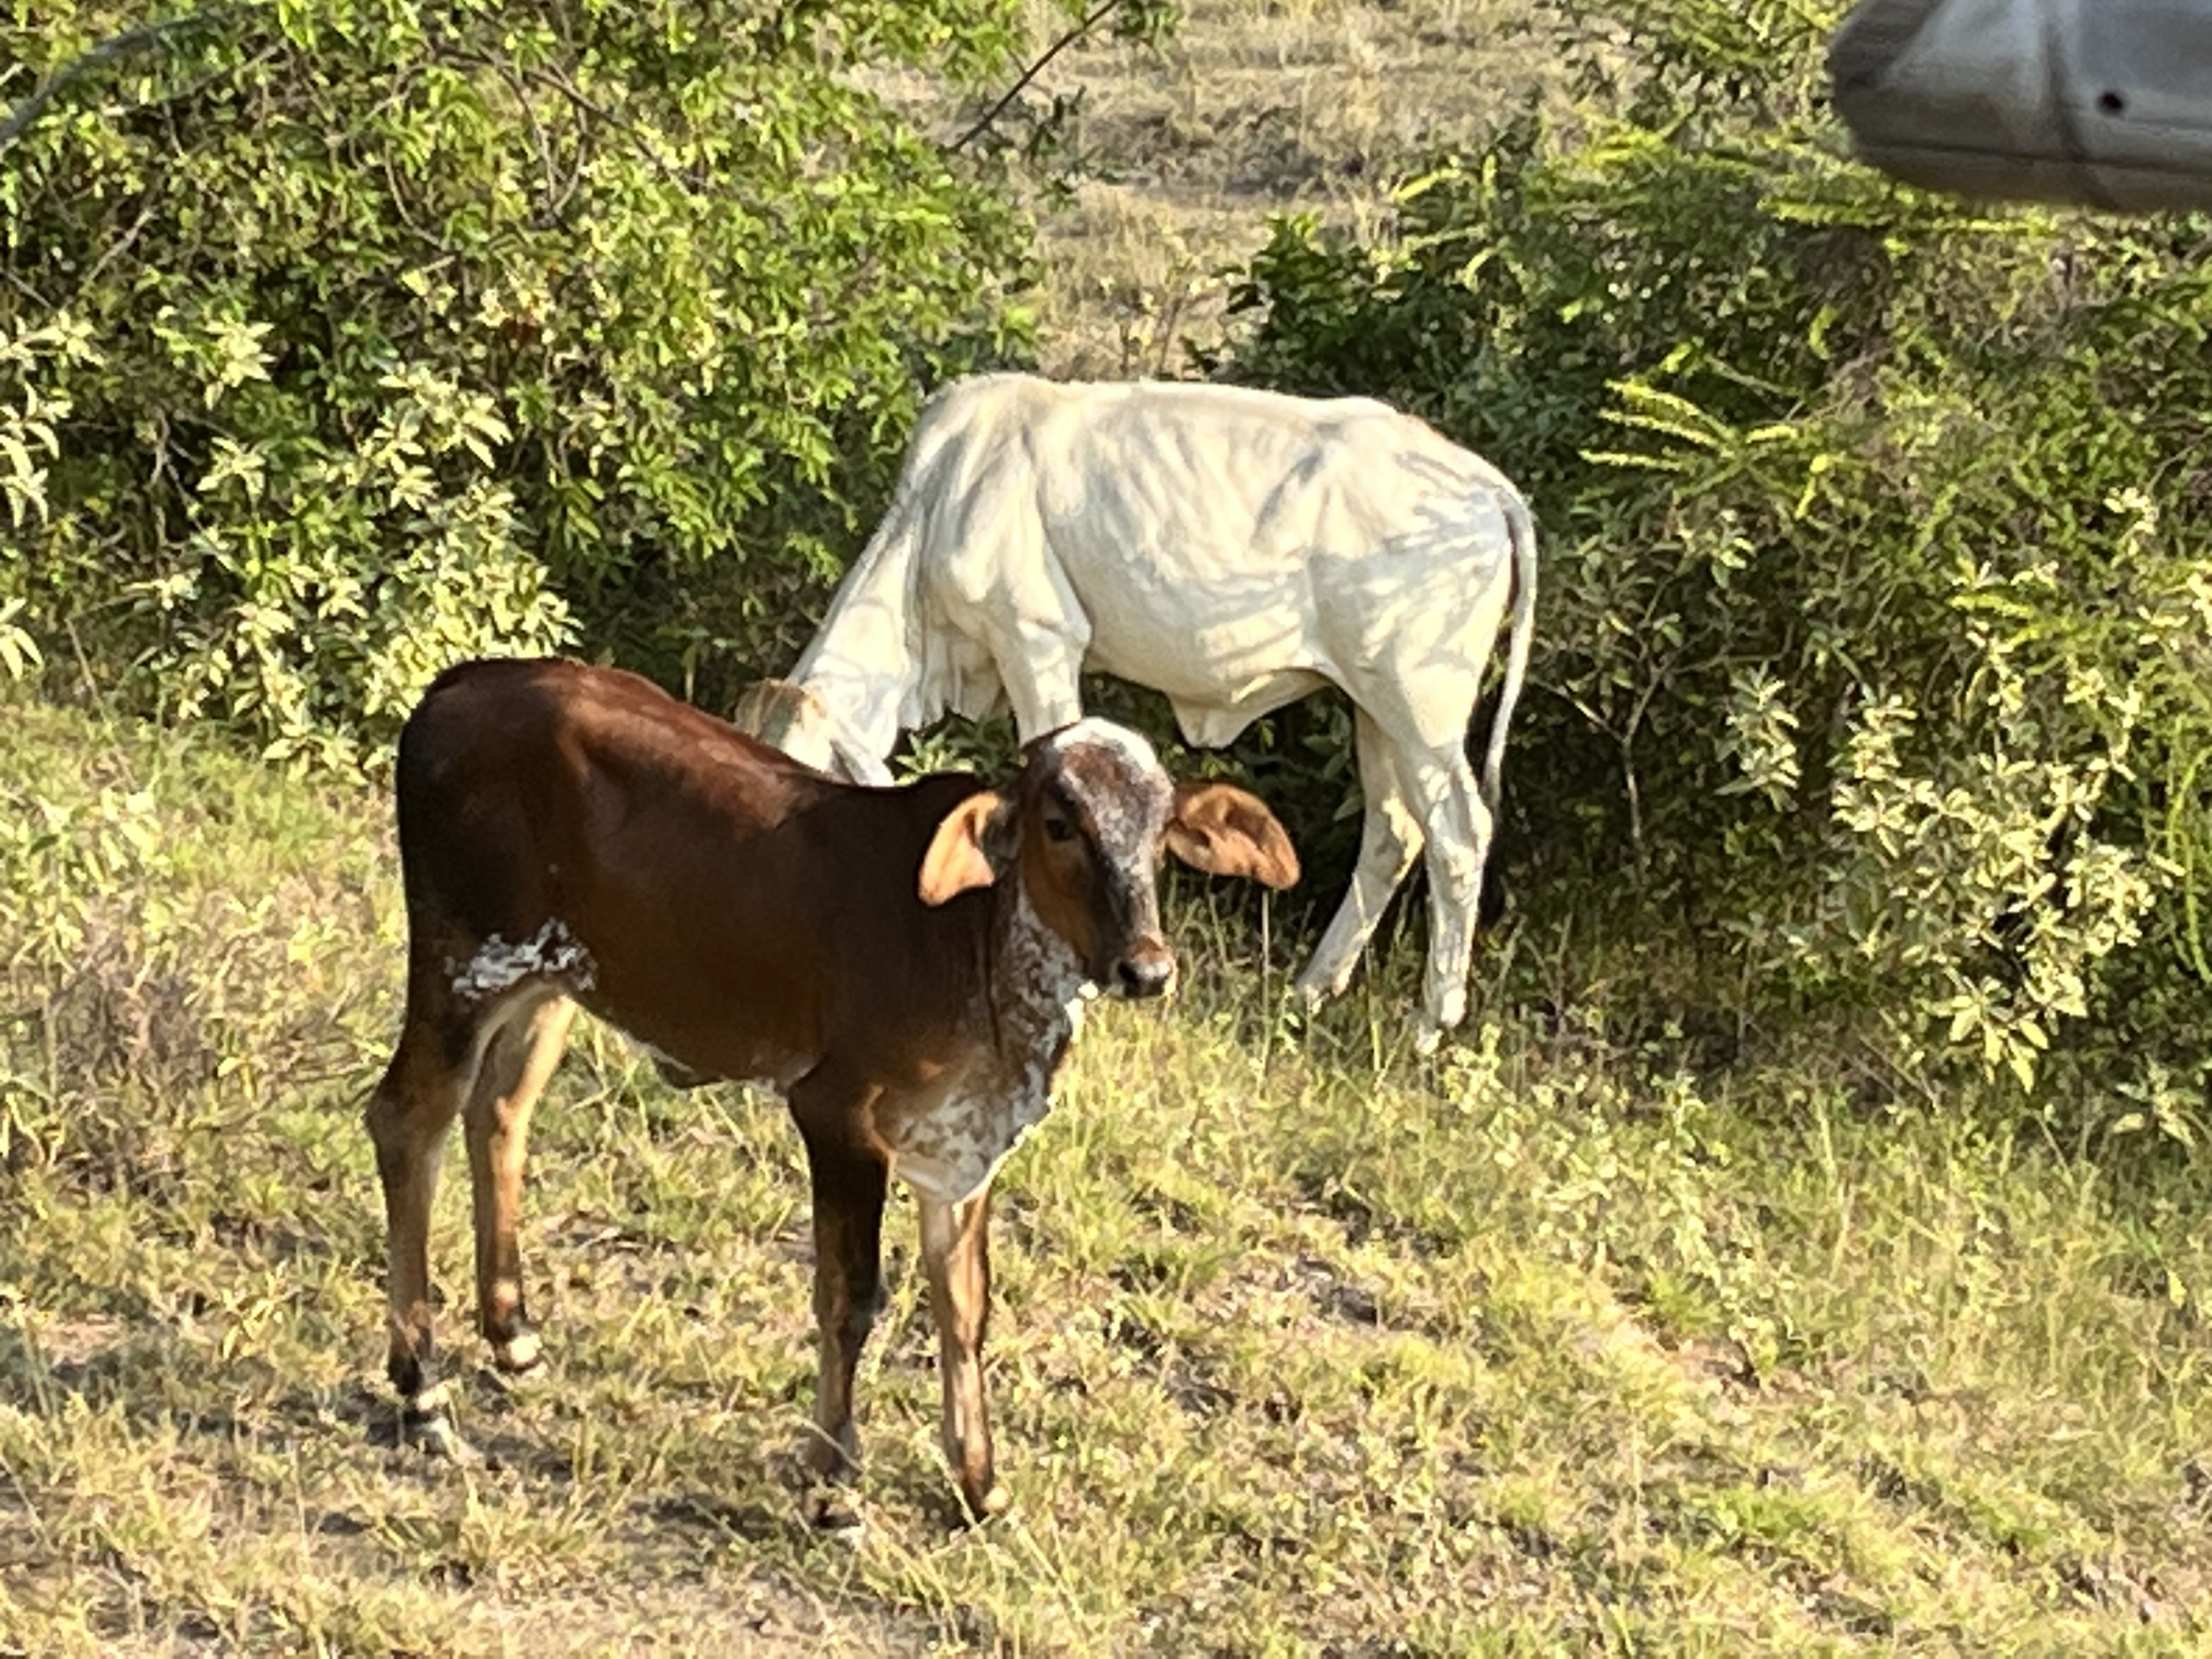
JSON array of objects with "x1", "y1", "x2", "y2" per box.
[
  {"x1": 1, "y1": 0, "x2": 1046, "y2": 759},
  {"x1": 1217, "y1": 0, "x2": 2212, "y2": 1086},
  {"x1": 12, "y1": 0, "x2": 2212, "y2": 1092}
]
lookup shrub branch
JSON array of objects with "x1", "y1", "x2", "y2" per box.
[
  {"x1": 952, "y1": 0, "x2": 1128, "y2": 153},
  {"x1": 0, "y1": 9, "x2": 241, "y2": 156}
]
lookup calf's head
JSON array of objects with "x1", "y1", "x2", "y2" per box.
[{"x1": 918, "y1": 719, "x2": 1300, "y2": 995}]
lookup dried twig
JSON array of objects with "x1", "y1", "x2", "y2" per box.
[
  {"x1": 0, "y1": 8, "x2": 241, "y2": 156},
  {"x1": 951, "y1": 0, "x2": 1127, "y2": 154}
]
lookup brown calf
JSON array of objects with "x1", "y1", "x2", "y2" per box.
[{"x1": 365, "y1": 657, "x2": 1297, "y2": 1519}]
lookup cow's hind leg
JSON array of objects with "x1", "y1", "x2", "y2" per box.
[
  {"x1": 464, "y1": 994, "x2": 575, "y2": 1379},
  {"x1": 920, "y1": 1189, "x2": 1006, "y2": 1522},
  {"x1": 1399, "y1": 743, "x2": 1494, "y2": 1053},
  {"x1": 365, "y1": 983, "x2": 478, "y2": 1455},
  {"x1": 1296, "y1": 708, "x2": 1425, "y2": 1008}
]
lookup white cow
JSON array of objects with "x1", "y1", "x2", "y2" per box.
[{"x1": 736, "y1": 373, "x2": 1537, "y2": 1050}]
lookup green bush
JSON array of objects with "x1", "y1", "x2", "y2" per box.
[
  {"x1": 1216, "y1": 0, "x2": 2212, "y2": 1089},
  {"x1": 1, "y1": 0, "x2": 1045, "y2": 761}
]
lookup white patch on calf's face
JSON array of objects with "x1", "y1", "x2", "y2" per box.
[
  {"x1": 449, "y1": 919, "x2": 596, "y2": 1004},
  {"x1": 1027, "y1": 718, "x2": 1176, "y2": 977},
  {"x1": 1043, "y1": 721, "x2": 1175, "y2": 868},
  {"x1": 1044, "y1": 716, "x2": 1161, "y2": 777}
]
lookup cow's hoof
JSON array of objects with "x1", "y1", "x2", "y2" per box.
[{"x1": 1413, "y1": 1021, "x2": 1444, "y2": 1058}]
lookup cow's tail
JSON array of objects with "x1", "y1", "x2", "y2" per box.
[{"x1": 1479, "y1": 488, "x2": 1538, "y2": 819}]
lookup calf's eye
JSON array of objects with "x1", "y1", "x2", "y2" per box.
[{"x1": 1044, "y1": 816, "x2": 1075, "y2": 844}]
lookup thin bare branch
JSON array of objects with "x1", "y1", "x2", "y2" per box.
[
  {"x1": 951, "y1": 0, "x2": 1126, "y2": 154},
  {"x1": 0, "y1": 8, "x2": 240, "y2": 156}
]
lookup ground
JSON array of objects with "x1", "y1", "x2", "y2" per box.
[
  {"x1": 981, "y1": 0, "x2": 1563, "y2": 379},
  {"x1": 3, "y1": 667, "x2": 2210, "y2": 1654}
]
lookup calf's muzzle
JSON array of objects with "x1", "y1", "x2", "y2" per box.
[{"x1": 1113, "y1": 936, "x2": 1176, "y2": 998}]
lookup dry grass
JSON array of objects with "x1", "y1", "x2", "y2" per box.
[
  {"x1": 978, "y1": 0, "x2": 1563, "y2": 377},
  {"x1": 5, "y1": 689, "x2": 2212, "y2": 1654},
  {"x1": 8, "y1": 9, "x2": 2212, "y2": 1651}
]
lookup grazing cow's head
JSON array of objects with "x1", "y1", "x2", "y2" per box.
[
  {"x1": 727, "y1": 677, "x2": 890, "y2": 785},
  {"x1": 918, "y1": 719, "x2": 1299, "y2": 996}
]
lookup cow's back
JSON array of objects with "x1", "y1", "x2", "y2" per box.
[
  {"x1": 1056, "y1": 379, "x2": 1500, "y2": 554},
  {"x1": 789, "y1": 372, "x2": 1527, "y2": 754},
  {"x1": 398, "y1": 658, "x2": 987, "y2": 1083},
  {"x1": 927, "y1": 379, "x2": 1519, "y2": 726}
]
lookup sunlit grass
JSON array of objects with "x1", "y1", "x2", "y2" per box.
[
  {"x1": 5, "y1": 689, "x2": 2210, "y2": 1653},
  {"x1": 8, "y1": 5, "x2": 2204, "y2": 1649}
]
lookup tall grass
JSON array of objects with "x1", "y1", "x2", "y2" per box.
[{"x1": 4, "y1": 688, "x2": 2209, "y2": 1654}]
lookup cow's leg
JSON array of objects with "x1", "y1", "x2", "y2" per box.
[
  {"x1": 789, "y1": 1080, "x2": 890, "y2": 1506},
  {"x1": 365, "y1": 980, "x2": 478, "y2": 1455},
  {"x1": 1398, "y1": 744, "x2": 1494, "y2": 1053},
  {"x1": 1296, "y1": 709, "x2": 1425, "y2": 1006},
  {"x1": 919, "y1": 1188, "x2": 1007, "y2": 1521},
  {"x1": 982, "y1": 621, "x2": 1088, "y2": 744},
  {"x1": 463, "y1": 994, "x2": 575, "y2": 1378}
]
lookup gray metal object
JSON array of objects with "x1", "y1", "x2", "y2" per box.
[{"x1": 1831, "y1": 0, "x2": 2212, "y2": 211}]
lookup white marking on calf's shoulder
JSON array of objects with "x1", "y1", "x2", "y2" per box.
[{"x1": 449, "y1": 919, "x2": 596, "y2": 1004}]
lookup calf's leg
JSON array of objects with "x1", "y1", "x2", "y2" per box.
[
  {"x1": 464, "y1": 994, "x2": 575, "y2": 1376},
  {"x1": 920, "y1": 1189, "x2": 1007, "y2": 1521},
  {"x1": 792, "y1": 1094, "x2": 890, "y2": 1493},
  {"x1": 365, "y1": 998, "x2": 476, "y2": 1452}
]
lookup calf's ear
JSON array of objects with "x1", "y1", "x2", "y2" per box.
[
  {"x1": 920, "y1": 791, "x2": 1011, "y2": 905},
  {"x1": 1165, "y1": 780, "x2": 1300, "y2": 890}
]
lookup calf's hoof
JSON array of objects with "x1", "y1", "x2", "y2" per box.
[
  {"x1": 960, "y1": 1481, "x2": 1012, "y2": 1526},
  {"x1": 800, "y1": 1431, "x2": 860, "y2": 1486},
  {"x1": 488, "y1": 1329, "x2": 547, "y2": 1384},
  {"x1": 800, "y1": 1482, "x2": 866, "y2": 1535},
  {"x1": 399, "y1": 1387, "x2": 479, "y2": 1464},
  {"x1": 792, "y1": 1429, "x2": 865, "y2": 1531}
]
